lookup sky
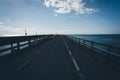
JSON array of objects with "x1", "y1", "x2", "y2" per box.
[{"x1": 0, "y1": 0, "x2": 120, "y2": 36}]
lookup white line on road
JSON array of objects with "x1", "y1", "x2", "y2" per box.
[
  {"x1": 35, "y1": 50, "x2": 41, "y2": 56},
  {"x1": 35, "y1": 46, "x2": 47, "y2": 56},
  {"x1": 63, "y1": 38, "x2": 80, "y2": 71},
  {"x1": 71, "y1": 56, "x2": 80, "y2": 71},
  {"x1": 68, "y1": 50, "x2": 72, "y2": 56},
  {"x1": 16, "y1": 39, "x2": 50, "y2": 72},
  {"x1": 62, "y1": 36, "x2": 85, "y2": 80},
  {"x1": 16, "y1": 59, "x2": 31, "y2": 72}
]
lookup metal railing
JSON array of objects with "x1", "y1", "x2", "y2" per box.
[
  {"x1": 0, "y1": 35, "x2": 53, "y2": 56},
  {"x1": 66, "y1": 36, "x2": 120, "y2": 62}
]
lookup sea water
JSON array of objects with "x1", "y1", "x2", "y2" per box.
[{"x1": 72, "y1": 34, "x2": 120, "y2": 48}]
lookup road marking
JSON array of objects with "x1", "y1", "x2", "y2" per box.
[
  {"x1": 68, "y1": 50, "x2": 72, "y2": 56},
  {"x1": 35, "y1": 44, "x2": 48, "y2": 56},
  {"x1": 66, "y1": 46, "x2": 69, "y2": 50},
  {"x1": 16, "y1": 59, "x2": 31, "y2": 72},
  {"x1": 62, "y1": 36, "x2": 85, "y2": 80},
  {"x1": 16, "y1": 38, "x2": 52, "y2": 71},
  {"x1": 78, "y1": 72, "x2": 85, "y2": 80},
  {"x1": 35, "y1": 50, "x2": 41, "y2": 56},
  {"x1": 63, "y1": 38, "x2": 80, "y2": 71},
  {"x1": 16, "y1": 39, "x2": 51, "y2": 72},
  {"x1": 71, "y1": 56, "x2": 80, "y2": 71}
]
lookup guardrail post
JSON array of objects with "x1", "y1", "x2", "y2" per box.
[
  {"x1": 29, "y1": 39, "x2": 31, "y2": 47},
  {"x1": 35, "y1": 38, "x2": 37, "y2": 44},
  {"x1": 107, "y1": 46, "x2": 111, "y2": 58},
  {"x1": 36, "y1": 38, "x2": 38, "y2": 44},
  {"x1": 38, "y1": 37, "x2": 40, "y2": 43},
  {"x1": 75, "y1": 38, "x2": 77, "y2": 42},
  {"x1": 42, "y1": 35, "x2": 44, "y2": 40},
  {"x1": 11, "y1": 43, "x2": 14, "y2": 53},
  {"x1": 79, "y1": 39, "x2": 81, "y2": 44},
  {"x1": 91, "y1": 42, "x2": 94, "y2": 50},
  {"x1": 77, "y1": 38, "x2": 79, "y2": 43},
  {"x1": 76, "y1": 38, "x2": 78, "y2": 43},
  {"x1": 17, "y1": 42, "x2": 20, "y2": 50},
  {"x1": 83, "y1": 40, "x2": 85, "y2": 46}
]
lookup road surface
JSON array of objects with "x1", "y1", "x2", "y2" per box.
[{"x1": 0, "y1": 35, "x2": 120, "y2": 80}]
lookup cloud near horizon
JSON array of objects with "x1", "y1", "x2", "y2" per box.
[{"x1": 43, "y1": 0, "x2": 97, "y2": 15}]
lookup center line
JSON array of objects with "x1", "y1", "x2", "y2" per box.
[
  {"x1": 62, "y1": 36, "x2": 85, "y2": 80},
  {"x1": 62, "y1": 37, "x2": 80, "y2": 71},
  {"x1": 71, "y1": 56, "x2": 80, "y2": 71},
  {"x1": 16, "y1": 59, "x2": 31, "y2": 72},
  {"x1": 68, "y1": 50, "x2": 72, "y2": 56}
]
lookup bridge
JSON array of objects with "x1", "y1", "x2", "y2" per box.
[{"x1": 0, "y1": 35, "x2": 120, "y2": 80}]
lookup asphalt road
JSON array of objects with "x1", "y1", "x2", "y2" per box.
[{"x1": 0, "y1": 35, "x2": 120, "y2": 80}]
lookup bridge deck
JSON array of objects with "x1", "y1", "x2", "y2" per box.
[{"x1": 0, "y1": 35, "x2": 120, "y2": 80}]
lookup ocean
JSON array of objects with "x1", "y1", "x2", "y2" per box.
[{"x1": 72, "y1": 34, "x2": 120, "y2": 48}]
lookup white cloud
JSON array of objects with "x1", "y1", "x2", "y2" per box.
[
  {"x1": 43, "y1": 0, "x2": 97, "y2": 15},
  {"x1": 0, "y1": 21, "x2": 5, "y2": 25},
  {"x1": 6, "y1": 20, "x2": 11, "y2": 23},
  {"x1": 54, "y1": 14, "x2": 58, "y2": 16}
]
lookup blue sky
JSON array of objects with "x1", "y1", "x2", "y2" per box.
[{"x1": 0, "y1": 0, "x2": 120, "y2": 36}]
